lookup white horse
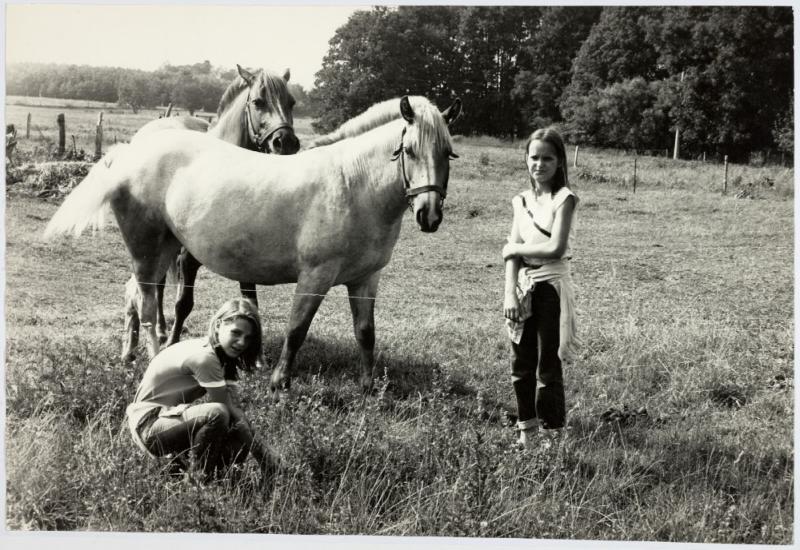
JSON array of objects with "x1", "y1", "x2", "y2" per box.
[
  {"x1": 44, "y1": 95, "x2": 461, "y2": 395},
  {"x1": 122, "y1": 65, "x2": 299, "y2": 363}
]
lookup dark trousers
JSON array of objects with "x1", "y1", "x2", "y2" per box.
[
  {"x1": 511, "y1": 282, "x2": 565, "y2": 429},
  {"x1": 140, "y1": 403, "x2": 251, "y2": 475}
]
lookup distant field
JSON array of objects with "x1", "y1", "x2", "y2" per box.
[
  {"x1": 3, "y1": 96, "x2": 794, "y2": 542},
  {"x1": 5, "y1": 97, "x2": 318, "y2": 163},
  {"x1": 6, "y1": 95, "x2": 122, "y2": 110}
]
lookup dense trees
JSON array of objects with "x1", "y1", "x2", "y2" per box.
[
  {"x1": 310, "y1": 5, "x2": 792, "y2": 160},
  {"x1": 7, "y1": 6, "x2": 793, "y2": 159}
]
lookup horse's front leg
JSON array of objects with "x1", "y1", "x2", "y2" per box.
[
  {"x1": 121, "y1": 274, "x2": 140, "y2": 363},
  {"x1": 134, "y1": 275, "x2": 163, "y2": 360},
  {"x1": 347, "y1": 271, "x2": 381, "y2": 393},
  {"x1": 166, "y1": 248, "x2": 202, "y2": 347},
  {"x1": 240, "y1": 282, "x2": 259, "y2": 308},
  {"x1": 155, "y1": 275, "x2": 168, "y2": 344},
  {"x1": 270, "y1": 267, "x2": 337, "y2": 399}
]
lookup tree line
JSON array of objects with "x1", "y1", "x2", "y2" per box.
[
  {"x1": 310, "y1": 6, "x2": 793, "y2": 162},
  {"x1": 7, "y1": 6, "x2": 792, "y2": 162},
  {"x1": 6, "y1": 60, "x2": 310, "y2": 116}
]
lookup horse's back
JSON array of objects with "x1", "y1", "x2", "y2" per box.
[{"x1": 131, "y1": 116, "x2": 210, "y2": 144}]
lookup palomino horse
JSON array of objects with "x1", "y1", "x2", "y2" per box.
[
  {"x1": 121, "y1": 65, "x2": 299, "y2": 362},
  {"x1": 44, "y1": 95, "x2": 461, "y2": 395}
]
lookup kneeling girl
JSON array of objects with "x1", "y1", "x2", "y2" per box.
[{"x1": 126, "y1": 298, "x2": 276, "y2": 480}]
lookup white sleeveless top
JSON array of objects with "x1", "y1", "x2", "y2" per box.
[{"x1": 511, "y1": 186, "x2": 578, "y2": 266}]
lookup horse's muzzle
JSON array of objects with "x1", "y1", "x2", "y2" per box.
[
  {"x1": 416, "y1": 206, "x2": 442, "y2": 233},
  {"x1": 265, "y1": 127, "x2": 300, "y2": 155}
]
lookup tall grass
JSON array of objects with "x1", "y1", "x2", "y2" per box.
[{"x1": 3, "y1": 102, "x2": 794, "y2": 542}]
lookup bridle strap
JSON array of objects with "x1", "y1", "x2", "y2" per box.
[
  {"x1": 244, "y1": 89, "x2": 293, "y2": 151},
  {"x1": 390, "y1": 127, "x2": 447, "y2": 209}
]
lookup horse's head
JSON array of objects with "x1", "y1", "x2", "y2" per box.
[
  {"x1": 233, "y1": 65, "x2": 300, "y2": 155},
  {"x1": 392, "y1": 96, "x2": 462, "y2": 233}
]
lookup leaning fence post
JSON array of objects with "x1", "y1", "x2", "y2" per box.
[
  {"x1": 57, "y1": 113, "x2": 65, "y2": 155},
  {"x1": 573, "y1": 145, "x2": 579, "y2": 168},
  {"x1": 95, "y1": 112, "x2": 104, "y2": 160},
  {"x1": 26, "y1": 113, "x2": 31, "y2": 138},
  {"x1": 723, "y1": 155, "x2": 729, "y2": 194}
]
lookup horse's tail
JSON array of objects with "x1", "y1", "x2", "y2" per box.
[{"x1": 43, "y1": 144, "x2": 129, "y2": 240}]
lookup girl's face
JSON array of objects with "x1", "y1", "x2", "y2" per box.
[
  {"x1": 526, "y1": 139, "x2": 560, "y2": 187},
  {"x1": 217, "y1": 317, "x2": 254, "y2": 358}
]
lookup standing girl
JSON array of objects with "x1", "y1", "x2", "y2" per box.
[
  {"x1": 126, "y1": 298, "x2": 278, "y2": 481},
  {"x1": 502, "y1": 127, "x2": 579, "y2": 448}
]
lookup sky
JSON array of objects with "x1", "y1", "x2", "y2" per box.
[{"x1": 4, "y1": 3, "x2": 370, "y2": 90}]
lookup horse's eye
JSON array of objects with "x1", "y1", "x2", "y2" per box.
[
  {"x1": 404, "y1": 146, "x2": 415, "y2": 159},
  {"x1": 252, "y1": 98, "x2": 266, "y2": 109}
]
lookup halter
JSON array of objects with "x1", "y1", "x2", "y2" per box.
[
  {"x1": 243, "y1": 88, "x2": 293, "y2": 152},
  {"x1": 390, "y1": 127, "x2": 450, "y2": 210}
]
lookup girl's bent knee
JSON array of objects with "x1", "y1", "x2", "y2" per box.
[{"x1": 204, "y1": 403, "x2": 231, "y2": 425}]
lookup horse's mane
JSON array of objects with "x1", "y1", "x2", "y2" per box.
[
  {"x1": 336, "y1": 96, "x2": 454, "y2": 184},
  {"x1": 216, "y1": 68, "x2": 292, "y2": 117},
  {"x1": 309, "y1": 96, "x2": 432, "y2": 148}
]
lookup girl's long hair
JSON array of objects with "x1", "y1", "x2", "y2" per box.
[
  {"x1": 207, "y1": 298, "x2": 263, "y2": 374},
  {"x1": 525, "y1": 127, "x2": 569, "y2": 194}
]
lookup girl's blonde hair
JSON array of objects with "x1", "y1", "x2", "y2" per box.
[
  {"x1": 207, "y1": 298, "x2": 263, "y2": 371},
  {"x1": 525, "y1": 126, "x2": 569, "y2": 194}
]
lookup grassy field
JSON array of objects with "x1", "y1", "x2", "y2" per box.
[{"x1": 3, "y1": 105, "x2": 794, "y2": 543}]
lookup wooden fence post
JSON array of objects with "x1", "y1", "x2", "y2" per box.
[
  {"x1": 57, "y1": 113, "x2": 65, "y2": 155},
  {"x1": 573, "y1": 145, "x2": 579, "y2": 168},
  {"x1": 723, "y1": 155, "x2": 729, "y2": 194},
  {"x1": 26, "y1": 113, "x2": 31, "y2": 138},
  {"x1": 633, "y1": 155, "x2": 637, "y2": 194},
  {"x1": 95, "y1": 112, "x2": 104, "y2": 160}
]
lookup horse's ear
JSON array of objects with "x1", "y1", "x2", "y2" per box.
[
  {"x1": 442, "y1": 98, "x2": 462, "y2": 126},
  {"x1": 400, "y1": 96, "x2": 415, "y2": 123},
  {"x1": 282, "y1": 68, "x2": 291, "y2": 82},
  {"x1": 237, "y1": 64, "x2": 256, "y2": 85}
]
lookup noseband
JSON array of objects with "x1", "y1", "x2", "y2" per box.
[
  {"x1": 390, "y1": 127, "x2": 448, "y2": 210},
  {"x1": 244, "y1": 89, "x2": 293, "y2": 152}
]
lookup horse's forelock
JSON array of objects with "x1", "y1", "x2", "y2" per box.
[
  {"x1": 261, "y1": 71, "x2": 293, "y2": 112},
  {"x1": 217, "y1": 69, "x2": 293, "y2": 118},
  {"x1": 405, "y1": 98, "x2": 453, "y2": 154}
]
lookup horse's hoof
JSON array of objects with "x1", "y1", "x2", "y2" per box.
[
  {"x1": 121, "y1": 351, "x2": 137, "y2": 364},
  {"x1": 158, "y1": 335, "x2": 168, "y2": 345}
]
